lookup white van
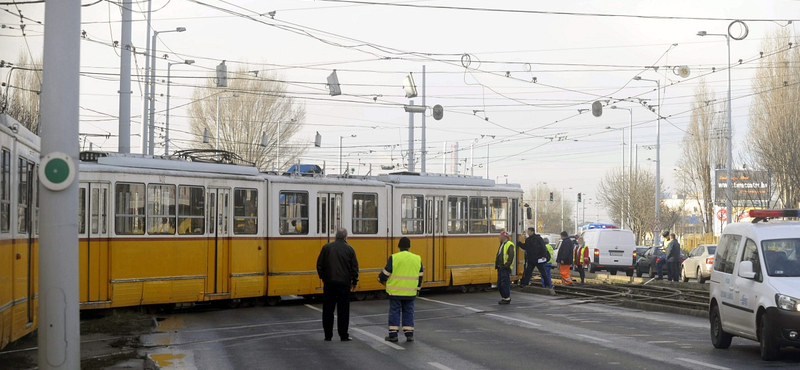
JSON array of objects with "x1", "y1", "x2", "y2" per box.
[
  {"x1": 581, "y1": 228, "x2": 636, "y2": 276},
  {"x1": 709, "y1": 210, "x2": 800, "y2": 361}
]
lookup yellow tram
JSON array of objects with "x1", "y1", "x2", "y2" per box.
[{"x1": 0, "y1": 115, "x2": 527, "y2": 349}]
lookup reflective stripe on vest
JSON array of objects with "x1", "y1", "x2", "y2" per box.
[
  {"x1": 386, "y1": 251, "x2": 422, "y2": 296},
  {"x1": 545, "y1": 244, "x2": 554, "y2": 264}
]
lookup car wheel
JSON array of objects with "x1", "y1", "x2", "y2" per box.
[
  {"x1": 635, "y1": 268, "x2": 643, "y2": 278},
  {"x1": 626, "y1": 270, "x2": 634, "y2": 277},
  {"x1": 609, "y1": 270, "x2": 617, "y2": 276},
  {"x1": 681, "y1": 267, "x2": 689, "y2": 282},
  {"x1": 696, "y1": 268, "x2": 705, "y2": 284},
  {"x1": 710, "y1": 305, "x2": 733, "y2": 349},
  {"x1": 648, "y1": 264, "x2": 655, "y2": 278},
  {"x1": 760, "y1": 312, "x2": 780, "y2": 361},
  {"x1": 589, "y1": 264, "x2": 597, "y2": 273}
]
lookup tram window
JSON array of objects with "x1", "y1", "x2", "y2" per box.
[
  {"x1": 447, "y1": 196, "x2": 468, "y2": 234},
  {"x1": 178, "y1": 186, "x2": 204, "y2": 235},
  {"x1": 234, "y1": 188, "x2": 258, "y2": 235},
  {"x1": 0, "y1": 148, "x2": 8, "y2": 233},
  {"x1": 489, "y1": 197, "x2": 508, "y2": 233},
  {"x1": 401, "y1": 194, "x2": 424, "y2": 235},
  {"x1": 469, "y1": 196, "x2": 488, "y2": 234},
  {"x1": 34, "y1": 165, "x2": 39, "y2": 235},
  {"x1": 352, "y1": 193, "x2": 378, "y2": 234},
  {"x1": 91, "y1": 188, "x2": 100, "y2": 234},
  {"x1": 78, "y1": 188, "x2": 86, "y2": 234},
  {"x1": 147, "y1": 184, "x2": 176, "y2": 234},
  {"x1": 279, "y1": 191, "x2": 308, "y2": 235},
  {"x1": 114, "y1": 182, "x2": 145, "y2": 235}
]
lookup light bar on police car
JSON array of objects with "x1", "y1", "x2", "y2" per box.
[{"x1": 748, "y1": 209, "x2": 800, "y2": 218}]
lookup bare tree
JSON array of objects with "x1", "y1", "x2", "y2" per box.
[
  {"x1": 748, "y1": 28, "x2": 800, "y2": 209},
  {"x1": 0, "y1": 51, "x2": 42, "y2": 133},
  {"x1": 676, "y1": 79, "x2": 726, "y2": 233},
  {"x1": 524, "y1": 185, "x2": 574, "y2": 235},
  {"x1": 597, "y1": 167, "x2": 657, "y2": 245},
  {"x1": 188, "y1": 64, "x2": 306, "y2": 171}
]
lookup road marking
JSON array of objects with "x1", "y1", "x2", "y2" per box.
[
  {"x1": 484, "y1": 313, "x2": 541, "y2": 327},
  {"x1": 350, "y1": 328, "x2": 405, "y2": 350},
  {"x1": 676, "y1": 358, "x2": 731, "y2": 370},
  {"x1": 305, "y1": 304, "x2": 322, "y2": 312},
  {"x1": 576, "y1": 334, "x2": 610, "y2": 343},
  {"x1": 417, "y1": 297, "x2": 483, "y2": 312},
  {"x1": 429, "y1": 362, "x2": 453, "y2": 370},
  {"x1": 647, "y1": 340, "x2": 676, "y2": 344}
]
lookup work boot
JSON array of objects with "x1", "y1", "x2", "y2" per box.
[
  {"x1": 385, "y1": 334, "x2": 399, "y2": 342},
  {"x1": 498, "y1": 299, "x2": 511, "y2": 305},
  {"x1": 405, "y1": 334, "x2": 414, "y2": 342}
]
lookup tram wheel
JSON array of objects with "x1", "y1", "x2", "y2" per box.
[{"x1": 266, "y1": 296, "x2": 281, "y2": 306}]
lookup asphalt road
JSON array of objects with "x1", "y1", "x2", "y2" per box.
[{"x1": 142, "y1": 289, "x2": 799, "y2": 370}]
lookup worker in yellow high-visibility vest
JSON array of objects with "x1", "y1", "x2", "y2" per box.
[
  {"x1": 495, "y1": 230, "x2": 515, "y2": 304},
  {"x1": 378, "y1": 237, "x2": 423, "y2": 342}
]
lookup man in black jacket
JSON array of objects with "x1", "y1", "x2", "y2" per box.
[
  {"x1": 517, "y1": 227, "x2": 549, "y2": 287},
  {"x1": 316, "y1": 228, "x2": 359, "y2": 341},
  {"x1": 556, "y1": 231, "x2": 575, "y2": 285}
]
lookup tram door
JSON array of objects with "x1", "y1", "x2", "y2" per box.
[
  {"x1": 80, "y1": 182, "x2": 110, "y2": 303},
  {"x1": 19, "y1": 160, "x2": 36, "y2": 323},
  {"x1": 316, "y1": 193, "x2": 342, "y2": 244},
  {"x1": 511, "y1": 198, "x2": 520, "y2": 275},
  {"x1": 207, "y1": 188, "x2": 231, "y2": 295},
  {"x1": 424, "y1": 197, "x2": 444, "y2": 284}
]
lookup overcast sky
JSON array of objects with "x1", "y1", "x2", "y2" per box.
[{"x1": 2, "y1": 0, "x2": 799, "y2": 222}]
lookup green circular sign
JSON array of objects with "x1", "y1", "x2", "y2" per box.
[{"x1": 44, "y1": 158, "x2": 70, "y2": 184}]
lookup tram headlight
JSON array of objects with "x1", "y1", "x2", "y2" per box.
[{"x1": 776, "y1": 293, "x2": 800, "y2": 312}]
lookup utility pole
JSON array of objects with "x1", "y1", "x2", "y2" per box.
[
  {"x1": 140, "y1": 0, "x2": 152, "y2": 154},
  {"x1": 407, "y1": 100, "x2": 414, "y2": 171},
  {"x1": 421, "y1": 65, "x2": 426, "y2": 173},
  {"x1": 117, "y1": 0, "x2": 131, "y2": 153},
  {"x1": 39, "y1": 0, "x2": 81, "y2": 368}
]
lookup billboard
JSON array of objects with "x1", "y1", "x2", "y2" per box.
[{"x1": 714, "y1": 169, "x2": 771, "y2": 207}]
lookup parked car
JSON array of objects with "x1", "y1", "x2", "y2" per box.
[
  {"x1": 635, "y1": 246, "x2": 649, "y2": 261},
  {"x1": 635, "y1": 246, "x2": 686, "y2": 278},
  {"x1": 681, "y1": 244, "x2": 716, "y2": 283}
]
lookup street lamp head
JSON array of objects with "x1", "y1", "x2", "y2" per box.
[
  {"x1": 351, "y1": 134, "x2": 357, "y2": 138},
  {"x1": 633, "y1": 76, "x2": 642, "y2": 81},
  {"x1": 697, "y1": 31, "x2": 707, "y2": 36},
  {"x1": 610, "y1": 105, "x2": 617, "y2": 109},
  {"x1": 176, "y1": 27, "x2": 187, "y2": 32},
  {"x1": 184, "y1": 60, "x2": 195, "y2": 65},
  {"x1": 605, "y1": 126, "x2": 612, "y2": 129}
]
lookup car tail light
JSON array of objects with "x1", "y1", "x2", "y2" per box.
[
  {"x1": 594, "y1": 249, "x2": 599, "y2": 257},
  {"x1": 706, "y1": 256, "x2": 714, "y2": 265},
  {"x1": 633, "y1": 251, "x2": 638, "y2": 259},
  {"x1": 656, "y1": 257, "x2": 660, "y2": 263}
]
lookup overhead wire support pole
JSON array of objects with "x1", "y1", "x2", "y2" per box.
[
  {"x1": 140, "y1": 0, "x2": 153, "y2": 154},
  {"x1": 421, "y1": 65, "x2": 426, "y2": 173},
  {"x1": 118, "y1": 0, "x2": 131, "y2": 153},
  {"x1": 39, "y1": 0, "x2": 81, "y2": 368}
]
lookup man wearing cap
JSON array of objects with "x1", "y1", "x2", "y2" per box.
[
  {"x1": 379, "y1": 237, "x2": 423, "y2": 342},
  {"x1": 495, "y1": 230, "x2": 515, "y2": 304}
]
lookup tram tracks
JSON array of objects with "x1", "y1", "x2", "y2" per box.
[{"x1": 552, "y1": 282, "x2": 709, "y2": 312}]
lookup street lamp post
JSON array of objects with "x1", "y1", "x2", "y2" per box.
[
  {"x1": 698, "y1": 29, "x2": 736, "y2": 225},
  {"x1": 165, "y1": 59, "x2": 194, "y2": 156},
  {"x1": 611, "y1": 106, "x2": 634, "y2": 230},
  {"x1": 340, "y1": 135, "x2": 356, "y2": 175},
  {"x1": 148, "y1": 27, "x2": 186, "y2": 155},
  {"x1": 561, "y1": 187, "x2": 572, "y2": 232},
  {"x1": 535, "y1": 181, "x2": 546, "y2": 231},
  {"x1": 634, "y1": 76, "x2": 661, "y2": 248},
  {"x1": 215, "y1": 94, "x2": 238, "y2": 151}
]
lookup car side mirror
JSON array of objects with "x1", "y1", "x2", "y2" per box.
[{"x1": 738, "y1": 260, "x2": 757, "y2": 279}]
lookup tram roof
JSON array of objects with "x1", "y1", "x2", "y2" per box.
[
  {"x1": 378, "y1": 172, "x2": 518, "y2": 188},
  {"x1": 0, "y1": 114, "x2": 40, "y2": 148},
  {"x1": 80, "y1": 152, "x2": 261, "y2": 176}
]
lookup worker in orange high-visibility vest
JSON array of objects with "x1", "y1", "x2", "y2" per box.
[{"x1": 556, "y1": 231, "x2": 574, "y2": 285}]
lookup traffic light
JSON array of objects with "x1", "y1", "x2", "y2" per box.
[
  {"x1": 549, "y1": 192, "x2": 553, "y2": 201},
  {"x1": 577, "y1": 193, "x2": 582, "y2": 203}
]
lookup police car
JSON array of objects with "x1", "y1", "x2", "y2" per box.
[{"x1": 709, "y1": 210, "x2": 800, "y2": 360}]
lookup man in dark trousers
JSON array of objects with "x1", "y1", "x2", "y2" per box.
[
  {"x1": 518, "y1": 227, "x2": 550, "y2": 288},
  {"x1": 316, "y1": 228, "x2": 359, "y2": 341},
  {"x1": 495, "y1": 230, "x2": 515, "y2": 304},
  {"x1": 378, "y1": 237, "x2": 423, "y2": 342},
  {"x1": 666, "y1": 232, "x2": 681, "y2": 282},
  {"x1": 556, "y1": 231, "x2": 574, "y2": 285}
]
